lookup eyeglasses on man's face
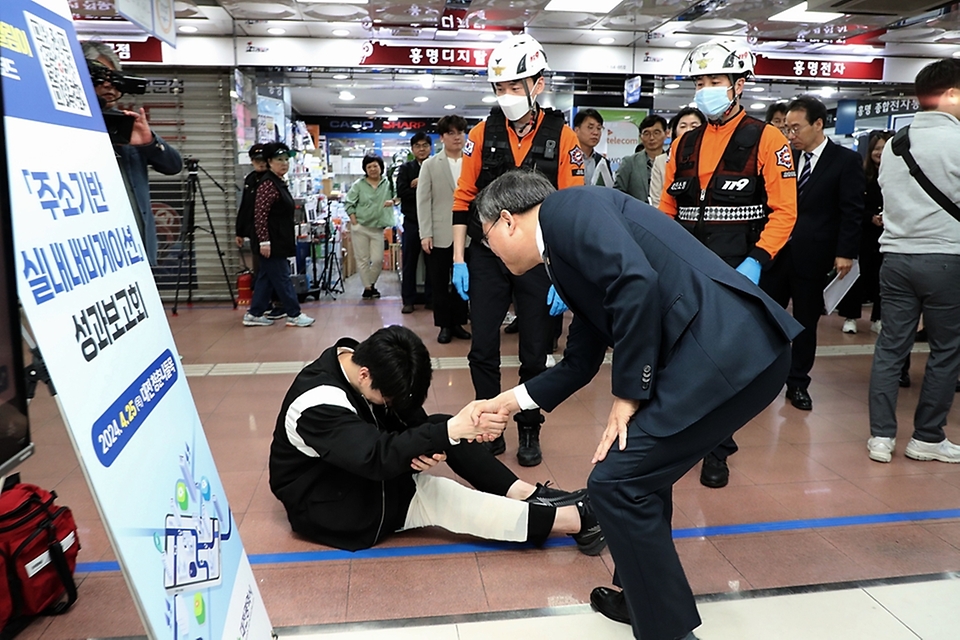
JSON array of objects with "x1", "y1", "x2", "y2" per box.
[{"x1": 481, "y1": 217, "x2": 501, "y2": 248}]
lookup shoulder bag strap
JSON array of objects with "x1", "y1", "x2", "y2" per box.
[{"x1": 891, "y1": 126, "x2": 960, "y2": 223}]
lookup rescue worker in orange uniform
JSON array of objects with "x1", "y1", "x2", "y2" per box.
[
  {"x1": 659, "y1": 40, "x2": 797, "y2": 490},
  {"x1": 451, "y1": 33, "x2": 584, "y2": 467}
]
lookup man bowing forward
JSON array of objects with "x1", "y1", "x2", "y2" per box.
[{"x1": 473, "y1": 171, "x2": 801, "y2": 640}]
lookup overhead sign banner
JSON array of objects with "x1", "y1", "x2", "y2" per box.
[
  {"x1": 359, "y1": 41, "x2": 494, "y2": 69},
  {"x1": 754, "y1": 54, "x2": 884, "y2": 81},
  {"x1": 115, "y1": 0, "x2": 175, "y2": 47},
  {"x1": 0, "y1": 1, "x2": 268, "y2": 638},
  {"x1": 83, "y1": 36, "x2": 164, "y2": 63}
]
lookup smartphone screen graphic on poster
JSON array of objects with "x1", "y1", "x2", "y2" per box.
[{"x1": 0, "y1": 0, "x2": 271, "y2": 637}]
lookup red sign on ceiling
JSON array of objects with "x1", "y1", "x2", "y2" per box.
[
  {"x1": 93, "y1": 37, "x2": 164, "y2": 63},
  {"x1": 754, "y1": 55, "x2": 884, "y2": 81},
  {"x1": 359, "y1": 41, "x2": 495, "y2": 69}
]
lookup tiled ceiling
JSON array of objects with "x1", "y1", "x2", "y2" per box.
[
  {"x1": 171, "y1": 0, "x2": 959, "y2": 46},
  {"x1": 129, "y1": 1, "x2": 960, "y2": 117}
]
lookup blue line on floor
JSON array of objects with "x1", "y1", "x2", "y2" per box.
[{"x1": 76, "y1": 507, "x2": 960, "y2": 574}]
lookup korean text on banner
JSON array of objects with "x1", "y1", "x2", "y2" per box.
[{"x1": 0, "y1": 0, "x2": 270, "y2": 638}]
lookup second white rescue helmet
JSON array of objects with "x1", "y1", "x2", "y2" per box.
[
  {"x1": 487, "y1": 34, "x2": 549, "y2": 83},
  {"x1": 680, "y1": 40, "x2": 755, "y2": 78}
]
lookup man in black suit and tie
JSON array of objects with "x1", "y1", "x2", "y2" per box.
[
  {"x1": 761, "y1": 96, "x2": 864, "y2": 410},
  {"x1": 471, "y1": 171, "x2": 801, "y2": 640}
]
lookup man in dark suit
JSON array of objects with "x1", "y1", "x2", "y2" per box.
[
  {"x1": 395, "y1": 133, "x2": 434, "y2": 313},
  {"x1": 762, "y1": 96, "x2": 864, "y2": 410},
  {"x1": 472, "y1": 171, "x2": 801, "y2": 640}
]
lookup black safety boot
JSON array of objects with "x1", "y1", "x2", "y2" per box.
[{"x1": 515, "y1": 410, "x2": 544, "y2": 467}]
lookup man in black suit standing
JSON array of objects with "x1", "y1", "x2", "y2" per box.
[
  {"x1": 472, "y1": 171, "x2": 801, "y2": 640},
  {"x1": 762, "y1": 96, "x2": 864, "y2": 410}
]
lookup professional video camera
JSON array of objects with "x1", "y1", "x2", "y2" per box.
[
  {"x1": 86, "y1": 60, "x2": 148, "y2": 145},
  {"x1": 86, "y1": 61, "x2": 148, "y2": 96}
]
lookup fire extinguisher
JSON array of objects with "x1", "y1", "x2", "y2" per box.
[
  {"x1": 237, "y1": 246, "x2": 253, "y2": 306},
  {"x1": 237, "y1": 270, "x2": 253, "y2": 306}
]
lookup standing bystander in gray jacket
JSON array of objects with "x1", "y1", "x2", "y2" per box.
[{"x1": 867, "y1": 58, "x2": 960, "y2": 465}]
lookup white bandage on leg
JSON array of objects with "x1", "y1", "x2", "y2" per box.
[{"x1": 401, "y1": 474, "x2": 529, "y2": 542}]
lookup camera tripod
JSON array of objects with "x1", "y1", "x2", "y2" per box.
[
  {"x1": 172, "y1": 158, "x2": 237, "y2": 314},
  {"x1": 318, "y1": 205, "x2": 344, "y2": 299}
]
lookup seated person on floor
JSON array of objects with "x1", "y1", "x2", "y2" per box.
[{"x1": 268, "y1": 325, "x2": 604, "y2": 554}]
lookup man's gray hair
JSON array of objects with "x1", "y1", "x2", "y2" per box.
[
  {"x1": 474, "y1": 170, "x2": 556, "y2": 224},
  {"x1": 81, "y1": 41, "x2": 122, "y2": 70}
]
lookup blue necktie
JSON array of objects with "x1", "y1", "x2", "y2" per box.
[{"x1": 797, "y1": 151, "x2": 813, "y2": 198}]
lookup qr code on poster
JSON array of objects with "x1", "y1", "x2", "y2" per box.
[{"x1": 24, "y1": 12, "x2": 91, "y2": 117}]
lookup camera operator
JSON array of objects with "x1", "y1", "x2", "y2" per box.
[{"x1": 81, "y1": 41, "x2": 182, "y2": 267}]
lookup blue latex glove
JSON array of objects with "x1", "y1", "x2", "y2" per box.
[
  {"x1": 735, "y1": 257, "x2": 761, "y2": 285},
  {"x1": 453, "y1": 262, "x2": 469, "y2": 301},
  {"x1": 546, "y1": 285, "x2": 568, "y2": 316}
]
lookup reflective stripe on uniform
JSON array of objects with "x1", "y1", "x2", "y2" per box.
[{"x1": 677, "y1": 204, "x2": 766, "y2": 223}]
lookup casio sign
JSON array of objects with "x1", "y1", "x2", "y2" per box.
[{"x1": 330, "y1": 120, "x2": 375, "y2": 131}]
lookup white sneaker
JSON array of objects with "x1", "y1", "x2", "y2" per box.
[
  {"x1": 867, "y1": 436, "x2": 895, "y2": 463},
  {"x1": 286, "y1": 314, "x2": 315, "y2": 327},
  {"x1": 871, "y1": 320, "x2": 882, "y2": 334},
  {"x1": 243, "y1": 313, "x2": 273, "y2": 326},
  {"x1": 904, "y1": 438, "x2": 960, "y2": 463},
  {"x1": 842, "y1": 319, "x2": 858, "y2": 334}
]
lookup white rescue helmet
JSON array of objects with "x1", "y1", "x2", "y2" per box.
[
  {"x1": 487, "y1": 34, "x2": 549, "y2": 83},
  {"x1": 680, "y1": 40, "x2": 755, "y2": 78}
]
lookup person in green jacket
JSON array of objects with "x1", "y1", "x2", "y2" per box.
[{"x1": 346, "y1": 155, "x2": 396, "y2": 299}]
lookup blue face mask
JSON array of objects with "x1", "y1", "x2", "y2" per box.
[{"x1": 695, "y1": 86, "x2": 734, "y2": 120}]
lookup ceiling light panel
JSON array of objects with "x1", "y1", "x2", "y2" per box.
[
  {"x1": 216, "y1": 0, "x2": 300, "y2": 20},
  {"x1": 545, "y1": 0, "x2": 623, "y2": 12}
]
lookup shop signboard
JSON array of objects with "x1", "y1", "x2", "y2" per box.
[
  {"x1": 855, "y1": 97, "x2": 920, "y2": 119},
  {"x1": 359, "y1": 41, "x2": 495, "y2": 69},
  {"x1": 83, "y1": 36, "x2": 164, "y2": 63},
  {"x1": 587, "y1": 107, "x2": 649, "y2": 175},
  {"x1": 754, "y1": 54, "x2": 884, "y2": 81},
  {"x1": 0, "y1": 0, "x2": 270, "y2": 638}
]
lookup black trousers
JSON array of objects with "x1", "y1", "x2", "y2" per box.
[
  {"x1": 467, "y1": 244, "x2": 553, "y2": 401},
  {"x1": 837, "y1": 225, "x2": 883, "y2": 321},
  {"x1": 401, "y1": 219, "x2": 431, "y2": 305},
  {"x1": 760, "y1": 243, "x2": 827, "y2": 390},
  {"x1": 593, "y1": 348, "x2": 791, "y2": 640},
  {"x1": 426, "y1": 245, "x2": 469, "y2": 329}
]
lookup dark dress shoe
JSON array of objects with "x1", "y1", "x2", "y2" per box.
[
  {"x1": 401, "y1": 304, "x2": 415, "y2": 314},
  {"x1": 451, "y1": 325, "x2": 472, "y2": 340},
  {"x1": 700, "y1": 453, "x2": 729, "y2": 488},
  {"x1": 437, "y1": 328, "x2": 452, "y2": 344},
  {"x1": 786, "y1": 386, "x2": 813, "y2": 410},
  {"x1": 899, "y1": 372, "x2": 911, "y2": 388},
  {"x1": 504, "y1": 317, "x2": 520, "y2": 334},
  {"x1": 590, "y1": 587, "x2": 630, "y2": 625}
]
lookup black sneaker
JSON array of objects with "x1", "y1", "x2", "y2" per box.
[
  {"x1": 483, "y1": 434, "x2": 506, "y2": 456},
  {"x1": 524, "y1": 482, "x2": 588, "y2": 508},
  {"x1": 265, "y1": 307, "x2": 287, "y2": 320},
  {"x1": 371, "y1": 286, "x2": 381, "y2": 299},
  {"x1": 571, "y1": 495, "x2": 606, "y2": 556},
  {"x1": 362, "y1": 288, "x2": 375, "y2": 299}
]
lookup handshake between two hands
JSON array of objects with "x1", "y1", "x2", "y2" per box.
[
  {"x1": 411, "y1": 398, "x2": 512, "y2": 472},
  {"x1": 447, "y1": 397, "x2": 514, "y2": 444}
]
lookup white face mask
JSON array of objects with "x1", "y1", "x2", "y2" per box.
[{"x1": 497, "y1": 93, "x2": 533, "y2": 121}]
